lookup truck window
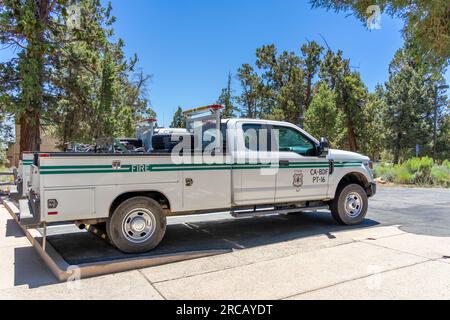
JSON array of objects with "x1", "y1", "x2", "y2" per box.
[
  {"x1": 242, "y1": 123, "x2": 270, "y2": 151},
  {"x1": 273, "y1": 125, "x2": 317, "y2": 156},
  {"x1": 202, "y1": 123, "x2": 227, "y2": 153}
]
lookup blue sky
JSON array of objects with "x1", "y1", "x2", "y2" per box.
[
  {"x1": 107, "y1": 0, "x2": 448, "y2": 126},
  {"x1": 1, "y1": 0, "x2": 449, "y2": 127}
]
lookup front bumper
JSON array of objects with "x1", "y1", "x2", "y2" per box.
[{"x1": 366, "y1": 182, "x2": 377, "y2": 198}]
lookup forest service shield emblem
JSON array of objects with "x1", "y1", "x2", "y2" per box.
[{"x1": 293, "y1": 171, "x2": 304, "y2": 192}]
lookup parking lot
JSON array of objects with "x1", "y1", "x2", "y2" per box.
[{"x1": 1, "y1": 186, "x2": 450, "y2": 300}]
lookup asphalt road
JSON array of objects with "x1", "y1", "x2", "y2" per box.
[{"x1": 369, "y1": 187, "x2": 450, "y2": 237}]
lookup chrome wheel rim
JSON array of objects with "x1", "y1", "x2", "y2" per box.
[
  {"x1": 121, "y1": 208, "x2": 156, "y2": 244},
  {"x1": 344, "y1": 192, "x2": 363, "y2": 218}
]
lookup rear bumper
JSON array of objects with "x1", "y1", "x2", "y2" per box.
[
  {"x1": 367, "y1": 182, "x2": 377, "y2": 198},
  {"x1": 10, "y1": 178, "x2": 23, "y2": 201},
  {"x1": 19, "y1": 193, "x2": 41, "y2": 227}
]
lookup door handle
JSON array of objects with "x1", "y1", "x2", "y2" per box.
[
  {"x1": 279, "y1": 160, "x2": 290, "y2": 167},
  {"x1": 329, "y1": 160, "x2": 335, "y2": 175}
]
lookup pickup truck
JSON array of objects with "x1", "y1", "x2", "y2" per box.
[{"x1": 20, "y1": 108, "x2": 376, "y2": 253}]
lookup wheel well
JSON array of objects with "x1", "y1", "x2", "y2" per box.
[
  {"x1": 337, "y1": 172, "x2": 369, "y2": 191},
  {"x1": 109, "y1": 191, "x2": 171, "y2": 216}
]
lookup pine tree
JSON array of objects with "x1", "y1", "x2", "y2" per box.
[
  {"x1": 0, "y1": 0, "x2": 155, "y2": 150},
  {"x1": 255, "y1": 45, "x2": 305, "y2": 124},
  {"x1": 0, "y1": 0, "x2": 66, "y2": 152},
  {"x1": 236, "y1": 64, "x2": 267, "y2": 119},
  {"x1": 301, "y1": 41, "x2": 323, "y2": 111},
  {"x1": 217, "y1": 72, "x2": 237, "y2": 118},
  {"x1": 319, "y1": 50, "x2": 368, "y2": 152},
  {"x1": 304, "y1": 82, "x2": 345, "y2": 147},
  {"x1": 383, "y1": 48, "x2": 438, "y2": 163},
  {"x1": 170, "y1": 107, "x2": 185, "y2": 128},
  {"x1": 360, "y1": 86, "x2": 385, "y2": 161}
]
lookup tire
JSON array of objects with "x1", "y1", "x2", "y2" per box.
[
  {"x1": 330, "y1": 183, "x2": 368, "y2": 226},
  {"x1": 107, "y1": 197, "x2": 167, "y2": 253}
]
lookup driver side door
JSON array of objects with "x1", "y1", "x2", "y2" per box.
[{"x1": 271, "y1": 125, "x2": 330, "y2": 203}]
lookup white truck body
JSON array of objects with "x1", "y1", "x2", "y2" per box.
[
  {"x1": 24, "y1": 119, "x2": 375, "y2": 224},
  {"x1": 20, "y1": 116, "x2": 376, "y2": 253}
]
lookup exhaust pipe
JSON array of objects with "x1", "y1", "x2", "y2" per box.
[{"x1": 76, "y1": 223, "x2": 86, "y2": 230}]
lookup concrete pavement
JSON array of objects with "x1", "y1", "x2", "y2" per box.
[{"x1": 1, "y1": 186, "x2": 450, "y2": 300}]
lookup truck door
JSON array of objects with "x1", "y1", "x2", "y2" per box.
[
  {"x1": 232, "y1": 121, "x2": 277, "y2": 206},
  {"x1": 271, "y1": 124, "x2": 330, "y2": 203},
  {"x1": 182, "y1": 124, "x2": 232, "y2": 212}
]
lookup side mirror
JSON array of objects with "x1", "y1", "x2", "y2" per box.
[{"x1": 319, "y1": 137, "x2": 329, "y2": 157}]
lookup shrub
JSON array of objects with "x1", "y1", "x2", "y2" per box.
[
  {"x1": 404, "y1": 158, "x2": 421, "y2": 173},
  {"x1": 383, "y1": 167, "x2": 396, "y2": 182},
  {"x1": 373, "y1": 163, "x2": 385, "y2": 178},
  {"x1": 431, "y1": 165, "x2": 450, "y2": 187},
  {"x1": 393, "y1": 165, "x2": 414, "y2": 184},
  {"x1": 374, "y1": 157, "x2": 449, "y2": 187},
  {"x1": 404, "y1": 157, "x2": 433, "y2": 174},
  {"x1": 373, "y1": 163, "x2": 396, "y2": 182},
  {"x1": 403, "y1": 157, "x2": 433, "y2": 185},
  {"x1": 443, "y1": 160, "x2": 450, "y2": 170}
]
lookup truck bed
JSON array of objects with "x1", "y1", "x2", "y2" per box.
[{"x1": 30, "y1": 153, "x2": 232, "y2": 224}]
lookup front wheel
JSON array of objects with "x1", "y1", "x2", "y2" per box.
[
  {"x1": 107, "y1": 197, "x2": 167, "y2": 253},
  {"x1": 330, "y1": 184, "x2": 368, "y2": 225}
]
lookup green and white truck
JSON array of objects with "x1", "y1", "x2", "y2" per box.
[{"x1": 19, "y1": 105, "x2": 376, "y2": 253}]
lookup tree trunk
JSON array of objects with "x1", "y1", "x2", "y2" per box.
[
  {"x1": 347, "y1": 124, "x2": 358, "y2": 152},
  {"x1": 17, "y1": 0, "x2": 52, "y2": 155},
  {"x1": 62, "y1": 109, "x2": 76, "y2": 149},
  {"x1": 393, "y1": 133, "x2": 401, "y2": 164},
  {"x1": 19, "y1": 111, "x2": 41, "y2": 153},
  {"x1": 305, "y1": 75, "x2": 313, "y2": 111}
]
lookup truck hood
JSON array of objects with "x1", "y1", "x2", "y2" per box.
[{"x1": 328, "y1": 149, "x2": 369, "y2": 162}]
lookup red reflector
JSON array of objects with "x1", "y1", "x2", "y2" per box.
[
  {"x1": 209, "y1": 104, "x2": 224, "y2": 110},
  {"x1": 39, "y1": 154, "x2": 50, "y2": 157},
  {"x1": 48, "y1": 212, "x2": 58, "y2": 216}
]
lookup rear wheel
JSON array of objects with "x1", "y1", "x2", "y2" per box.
[
  {"x1": 331, "y1": 184, "x2": 368, "y2": 225},
  {"x1": 107, "y1": 197, "x2": 167, "y2": 253}
]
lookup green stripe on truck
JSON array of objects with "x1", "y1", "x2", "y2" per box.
[{"x1": 39, "y1": 162, "x2": 361, "y2": 175}]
